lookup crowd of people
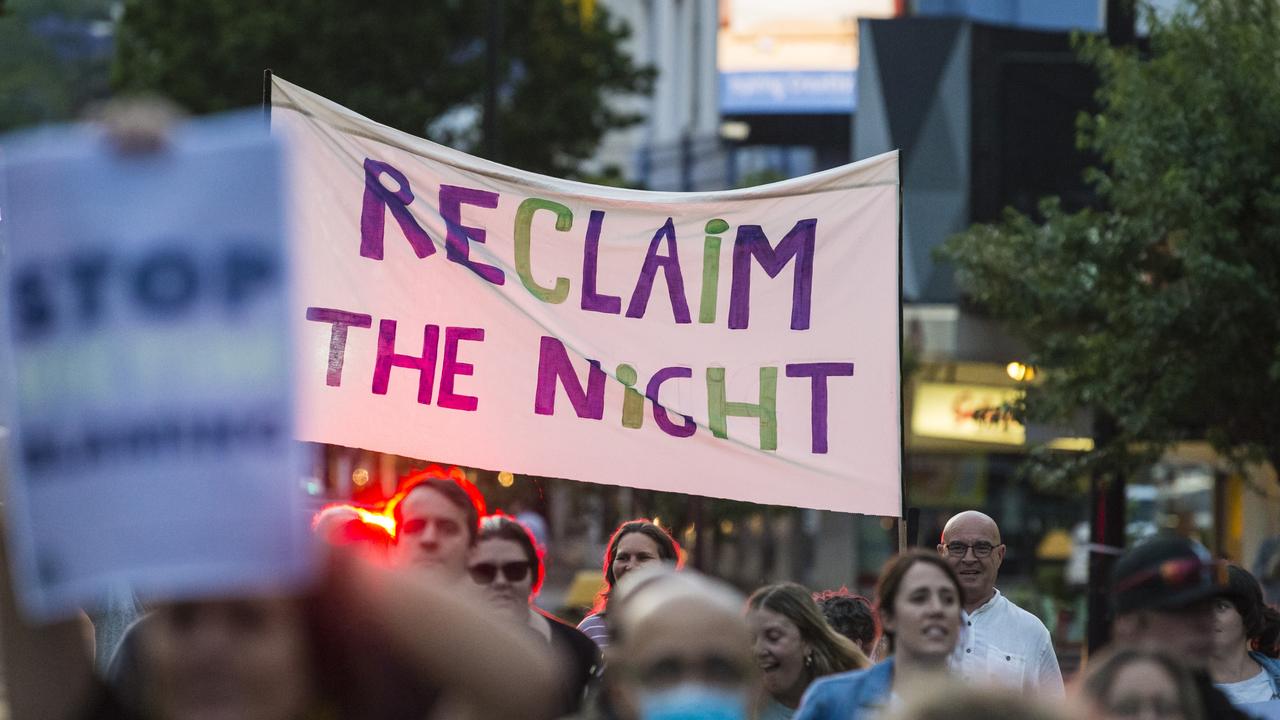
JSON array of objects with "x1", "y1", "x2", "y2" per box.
[{"x1": 6, "y1": 464, "x2": 1280, "y2": 720}]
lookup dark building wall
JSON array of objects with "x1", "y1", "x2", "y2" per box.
[{"x1": 856, "y1": 17, "x2": 1097, "y2": 303}]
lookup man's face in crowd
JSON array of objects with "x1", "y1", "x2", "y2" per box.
[
  {"x1": 937, "y1": 512, "x2": 1005, "y2": 609},
  {"x1": 392, "y1": 485, "x2": 471, "y2": 581},
  {"x1": 1112, "y1": 599, "x2": 1216, "y2": 669}
]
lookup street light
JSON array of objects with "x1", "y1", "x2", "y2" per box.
[{"x1": 1006, "y1": 361, "x2": 1036, "y2": 382}]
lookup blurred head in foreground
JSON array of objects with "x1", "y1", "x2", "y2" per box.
[
  {"x1": 883, "y1": 681, "x2": 1070, "y2": 720},
  {"x1": 604, "y1": 566, "x2": 756, "y2": 720},
  {"x1": 1077, "y1": 647, "x2": 1203, "y2": 720},
  {"x1": 876, "y1": 551, "x2": 963, "y2": 667},
  {"x1": 136, "y1": 595, "x2": 317, "y2": 720}
]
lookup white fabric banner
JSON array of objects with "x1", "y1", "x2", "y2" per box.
[{"x1": 272, "y1": 77, "x2": 901, "y2": 516}]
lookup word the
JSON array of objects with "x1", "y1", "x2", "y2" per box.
[{"x1": 306, "y1": 307, "x2": 484, "y2": 411}]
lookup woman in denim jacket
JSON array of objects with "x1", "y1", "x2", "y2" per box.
[{"x1": 794, "y1": 551, "x2": 962, "y2": 719}]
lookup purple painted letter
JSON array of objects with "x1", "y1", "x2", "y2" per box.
[
  {"x1": 533, "y1": 336, "x2": 606, "y2": 419},
  {"x1": 440, "y1": 184, "x2": 504, "y2": 285},
  {"x1": 728, "y1": 219, "x2": 817, "y2": 330},
  {"x1": 646, "y1": 366, "x2": 696, "y2": 437},
  {"x1": 581, "y1": 210, "x2": 622, "y2": 314},
  {"x1": 438, "y1": 326, "x2": 485, "y2": 411},
  {"x1": 305, "y1": 307, "x2": 373, "y2": 386},
  {"x1": 626, "y1": 217, "x2": 691, "y2": 323},
  {"x1": 786, "y1": 361, "x2": 854, "y2": 453},
  {"x1": 372, "y1": 319, "x2": 440, "y2": 405},
  {"x1": 360, "y1": 158, "x2": 435, "y2": 260}
]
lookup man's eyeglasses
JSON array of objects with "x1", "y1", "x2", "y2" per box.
[
  {"x1": 1112, "y1": 555, "x2": 1229, "y2": 593},
  {"x1": 468, "y1": 561, "x2": 532, "y2": 585},
  {"x1": 944, "y1": 541, "x2": 1000, "y2": 559}
]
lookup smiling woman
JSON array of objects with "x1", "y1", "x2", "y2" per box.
[
  {"x1": 577, "y1": 520, "x2": 681, "y2": 651},
  {"x1": 746, "y1": 583, "x2": 868, "y2": 719}
]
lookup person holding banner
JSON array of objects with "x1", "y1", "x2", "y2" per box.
[
  {"x1": 578, "y1": 520, "x2": 681, "y2": 650},
  {"x1": 794, "y1": 551, "x2": 963, "y2": 719},
  {"x1": 469, "y1": 514, "x2": 600, "y2": 715},
  {"x1": 386, "y1": 466, "x2": 485, "y2": 583}
]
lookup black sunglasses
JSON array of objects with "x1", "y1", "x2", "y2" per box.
[{"x1": 469, "y1": 561, "x2": 532, "y2": 584}]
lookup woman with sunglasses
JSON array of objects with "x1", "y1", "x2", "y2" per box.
[
  {"x1": 1209, "y1": 565, "x2": 1280, "y2": 705},
  {"x1": 470, "y1": 514, "x2": 600, "y2": 716},
  {"x1": 794, "y1": 551, "x2": 963, "y2": 719}
]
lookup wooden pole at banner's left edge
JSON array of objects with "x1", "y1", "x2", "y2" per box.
[
  {"x1": 896, "y1": 169, "x2": 908, "y2": 554},
  {"x1": 262, "y1": 69, "x2": 273, "y2": 128}
]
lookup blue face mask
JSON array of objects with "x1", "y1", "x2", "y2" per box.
[{"x1": 638, "y1": 684, "x2": 748, "y2": 720}]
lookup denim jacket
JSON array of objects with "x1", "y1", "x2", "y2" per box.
[
  {"x1": 1251, "y1": 651, "x2": 1280, "y2": 700},
  {"x1": 794, "y1": 658, "x2": 895, "y2": 720}
]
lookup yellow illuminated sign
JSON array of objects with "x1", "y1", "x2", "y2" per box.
[{"x1": 912, "y1": 382, "x2": 1025, "y2": 445}]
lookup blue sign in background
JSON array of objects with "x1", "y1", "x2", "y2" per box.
[{"x1": 720, "y1": 71, "x2": 857, "y2": 115}]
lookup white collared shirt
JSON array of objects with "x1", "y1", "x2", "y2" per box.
[{"x1": 950, "y1": 588, "x2": 1065, "y2": 698}]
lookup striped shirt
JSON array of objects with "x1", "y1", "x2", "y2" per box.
[{"x1": 577, "y1": 612, "x2": 610, "y2": 650}]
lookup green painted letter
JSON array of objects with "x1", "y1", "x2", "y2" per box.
[
  {"x1": 617, "y1": 363, "x2": 645, "y2": 429},
  {"x1": 699, "y1": 219, "x2": 728, "y2": 323},
  {"x1": 707, "y1": 366, "x2": 778, "y2": 451},
  {"x1": 514, "y1": 198, "x2": 572, "y2": 303}
]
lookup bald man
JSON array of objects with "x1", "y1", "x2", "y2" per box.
[
  {"x1": 603, "y1": 566, "x2": 758, "y2": 720},
  {"x1": 938, "y1": 511, "x2": 1064, "y2": 698}
]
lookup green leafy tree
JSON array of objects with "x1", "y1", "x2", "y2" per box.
[
  {"x1": 112, "y1": 0, "x2": 653, "y2": 178},
  {"x1": 939, "y1": 0, "x2": 1280, "y2": 485},
  {"x1": 0, "y1": 0, "x2": 115, "y2": 131}
]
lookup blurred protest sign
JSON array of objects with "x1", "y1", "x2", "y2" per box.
[
  {"x1": 0, "y1": 111, "x2": 313, "y2": 620},
  {"x1": 272, "y1": 77, "x2": 901, "y2": 516}
]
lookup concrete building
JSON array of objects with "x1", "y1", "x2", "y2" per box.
[{"x1": 589, "y1": 0, "x2": 726, "y2": 191}]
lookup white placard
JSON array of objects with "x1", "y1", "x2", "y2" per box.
[{"x1": 0, "y1": 111, "x2": 314, "y2": 619}]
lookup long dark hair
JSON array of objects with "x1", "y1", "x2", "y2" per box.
[
  {"x1": 1224, "y1": 564, "x2": 1280, "y2": 658},
  {"x1": 592, "y1": 519, "x2": 680, "y2": 613},
  {"x1": 875, "y1": 550, "x2": 962, "y2": 652},
  {"x1": 747, "y1": 583, "x2": 869, "y2": 677}
]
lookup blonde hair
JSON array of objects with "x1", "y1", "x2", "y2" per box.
[{"x1": 747, "y1": 582, "x2": 869, "y2": 676}]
